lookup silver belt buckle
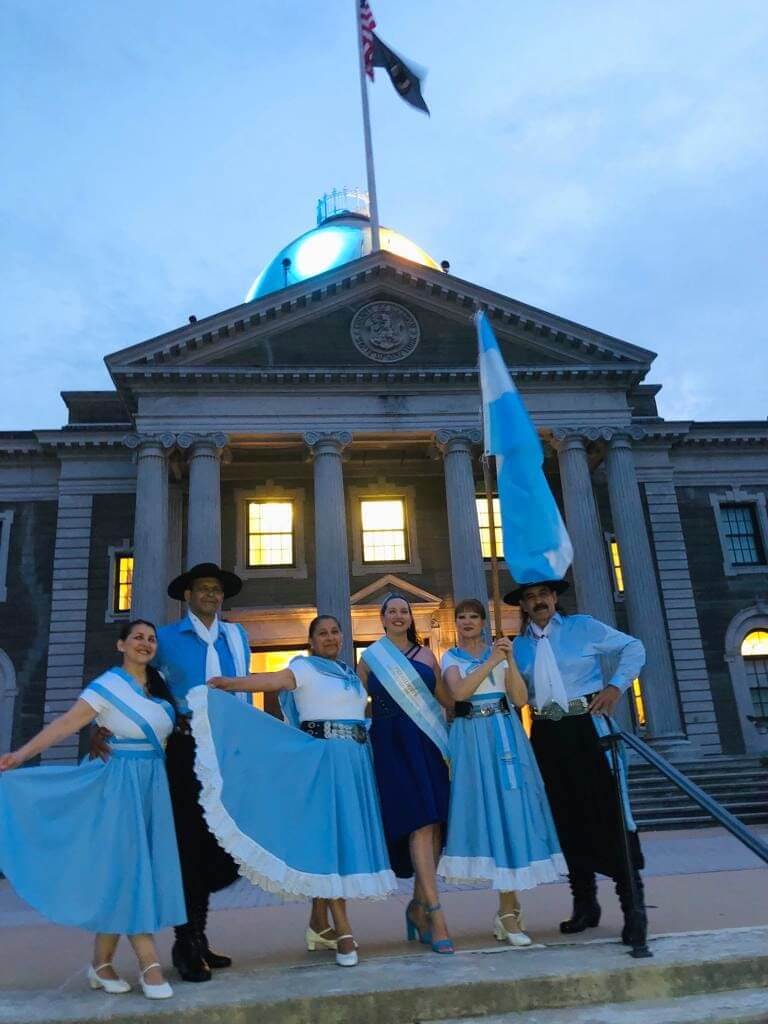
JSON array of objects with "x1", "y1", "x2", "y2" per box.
[{"x1": 547, "y1": 703, "x2": 564, "y2": 722}]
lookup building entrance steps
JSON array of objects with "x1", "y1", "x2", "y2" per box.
[{"x1": 0, "y1": 927, "x2": 766, "y2": 1024}]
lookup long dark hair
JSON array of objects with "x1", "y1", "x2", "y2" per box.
[
  {"x1": 119, "y1": 618, "x2": 178, "y2": 716},
  {"x1": 380, "y1": 593, "x2": 420, "y2": 647}
]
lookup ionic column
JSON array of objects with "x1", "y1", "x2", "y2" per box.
[
  {"x1": 553, "y1": 430, "x2": 616, "y2": 625},
  {"x1": 125, "y1": 433, "x2": 174, "y2": 626},
  {"x1": 304, "y1": 431, "x2": 354, "y2": 665},
  {"x1": 606, "y1": 430, "x2": 686, "y2": 747},
  {"x1": 179, "y1": 432, "x2": 227, "y2": 567},
  {"x1": 436, "y1": 429, "x2": 489, "y2": 611}
]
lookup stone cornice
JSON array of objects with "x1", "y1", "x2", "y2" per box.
[{"x1": 108, "y1": 364, "x2": 648, "y2": 393}]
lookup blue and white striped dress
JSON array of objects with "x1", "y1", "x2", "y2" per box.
[{"x1": 0, "y1": 667, "x2": 186, "y2": 934}]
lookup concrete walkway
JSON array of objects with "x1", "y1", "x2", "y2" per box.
[{"x1": 0, "y1": 826, "x2": 765, "y2": 1017}]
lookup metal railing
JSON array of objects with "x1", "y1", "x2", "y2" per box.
[{"x1": 600, "y1": 721, "x2": 768, "y2": 960}]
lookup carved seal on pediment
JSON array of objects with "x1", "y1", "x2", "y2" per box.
[{"x1": 350, "y1": 302, "x2": 420, "y2": 362}]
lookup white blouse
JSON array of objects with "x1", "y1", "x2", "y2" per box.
[
  {"x1": 80, "y1": 669, "x2": 175, "y2": 746},
  {"x1": 290, "y1": 657, "x2": 368, "y2": 722},
  {"x1": 441, "y1": 650, "x2": 507, "y2": 697}
]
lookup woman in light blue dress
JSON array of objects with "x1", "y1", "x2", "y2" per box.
[
  {"x1": 0, "y1": 619, "x2": 185, "y2": 999},
  {"x1": 195, "y1": 614, "x2": 396, "y2": 968},
  {"x1": 438, "y1": 599, "x2": 566, "y2": 945}
]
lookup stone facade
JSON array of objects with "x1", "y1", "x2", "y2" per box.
[{"x1": 1, "y1": 251, "x2": 766, "y2": 760}]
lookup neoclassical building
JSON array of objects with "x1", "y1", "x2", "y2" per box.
[{"x1": 1, "y1": 192, "x2": 767, "y2": 763}]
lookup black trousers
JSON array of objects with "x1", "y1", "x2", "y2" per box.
[
  {"x1": 530, "y1": 714, "x2": 644, "y2": 883},
  {"x1": 165, "y1": 731, "x2": 238, "y2": 913}
]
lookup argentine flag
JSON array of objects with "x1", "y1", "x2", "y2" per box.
[{"x1": 476, "y1": 310, "x2": 573, "y2": 582}]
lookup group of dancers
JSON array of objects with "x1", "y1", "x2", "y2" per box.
[{"x1": 0, "y1": 560, "x2": 648, "y2": 999}]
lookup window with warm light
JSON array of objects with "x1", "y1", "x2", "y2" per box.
[
  {"x1": 631, "y1": 678, "x2": 647, "y2": 727},
  {"x1": 476, "y1": 497, "x2": 504, "y2": 559},
  {"x1": 114, "y1": 554, "x2": 134, "y2": 614},
  {"x1": 741, "y1": 630, "x2": 768, "y2": 718},
  {"x1": 609, "y1": 536, "x2": 625, "y2": 594},
  {"x1": 247, "y1": 501, "x2": 294, "y2": 567},
  {"x1": 741, "y1": 630, "x2": 768, "y2": 657},
  {"x1": 360, "y1": 499, "x2": 408, "y2": 563},
  {"x1": 248, "y1": 649, "x2": 306, "y2": 711}
]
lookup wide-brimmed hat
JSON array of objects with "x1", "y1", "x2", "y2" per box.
[
  {"x1": 167, "y1": 562, "x2": 243, "y2": 601},
  {"x1": 503, "y1": 578, "x2": 570, "y2": 605}
]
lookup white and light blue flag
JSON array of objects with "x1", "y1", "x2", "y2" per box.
[{"x1": 476, "y1": 310, "x2": 573, "y2": 582}]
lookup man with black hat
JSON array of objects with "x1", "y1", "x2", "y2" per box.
[
  {"x1": 157, "y1": 562, "x2": 250, "y2": 982},
  {"x1": 507, "y1": 578, "x2": 648, "y2": 946}
]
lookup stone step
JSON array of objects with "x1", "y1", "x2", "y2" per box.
[
  {"x1": 637, "y1": 812, "x2": 768, "y2": 831},
  {"x1": 2, "y1": 927, "x2": 766, "y2": 1024},
  {"x1": 631, "y1": 795, "x2": 767, "y2": 810},
  {"x1": 431, "y1": 987, "x2": 768, "y2": 1024}
]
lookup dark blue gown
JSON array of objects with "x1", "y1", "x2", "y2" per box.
[{"x1": 368, "y1": 650, "x2": 450, "y2": 878}]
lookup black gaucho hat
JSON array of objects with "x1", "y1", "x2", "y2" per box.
[
  {"x1": 503, "y1": 578, "x2": 570, "y2": 605},
  {"x1": 167, "y1": 562, "x2": 243, "y2": 601}
]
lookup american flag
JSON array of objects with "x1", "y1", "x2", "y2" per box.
[{"x1": 360, "y1": 0, "x2": 377, "y2": 80}]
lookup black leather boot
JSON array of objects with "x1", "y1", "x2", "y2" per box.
[
  {"x1": 615, "y1": 869, "x2": 648, "y2": 947},
  {"x1": 191, "y1": 897, "x2": 232, "y2": 970},
  {"x1": 560, "y1": 872, "x2": 602, "y2": 934},
  {"x1": 172, "y1": 923, "x2": 212, "y2": 983}
]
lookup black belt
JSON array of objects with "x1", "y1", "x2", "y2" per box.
[
  {"x1": 300, "y1": 720, "x2": 368, "y2": 744},
  {"x1": 454, "y1": 695, "x2": 510, "y2": 718}
]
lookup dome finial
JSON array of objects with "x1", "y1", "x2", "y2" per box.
[{"x1": 316, "y1": 187, "x2": 370, "y2": 226}]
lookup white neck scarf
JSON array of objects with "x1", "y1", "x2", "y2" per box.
[
  {"x1": 529, "y1": 619, "x2": 570, "y2": 713},
  {"x1": 188, "y1": 612, "x2": 249, "y2": 702}
]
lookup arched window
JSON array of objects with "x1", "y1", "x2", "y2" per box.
[
  {"x1": 741, "y1": 630, "x2": 768, "y2": 720},
  {"x1": 724, "y1": 609, "x2": 768, "y2": 754}
]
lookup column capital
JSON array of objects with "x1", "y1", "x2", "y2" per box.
[
  {"x1": 177, "y1": 431, "x2": 228, "y2": 452},
  {"x1": 435, "y1": 427, "x2": 482, "y2": 456},
  {"x1": 605, "y1": 425, "x2": 646, "y2": 448},
  {"x1": 551, "y1": 424, "x2": 646, "y2": 447},
  {"x1": 123, "y1": 431, "x2": 176, "y2": 452},
  {"x1": 303, "y1": 430, "x2": 353, "y2": 457}
]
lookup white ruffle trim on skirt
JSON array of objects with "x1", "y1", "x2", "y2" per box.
[
  {"x1": 437, "y1": 853, "x2": 567, "y2": 891},
  {"x1": 188, "y1": 686, "x2": 396, "y2": 901}
]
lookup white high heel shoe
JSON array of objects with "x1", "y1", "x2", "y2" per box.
[
  {"x1": 306, "y1": 925, "x2": 338, "y2": 951},
  {"x1": 139, "y1": 962, "x2": 174, "y2": 1000},
  {"x1": 335, "y1": 935, "x2": 359, "y2": 967},
  {"x1": 87, "y1": 962, "x2": 131, "y2": 994},
  {"x1": 494, "y1": 910, "x2": 532, "y2": 947}
]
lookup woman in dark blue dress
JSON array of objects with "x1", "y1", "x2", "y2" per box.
[{"x1": 358, "y1": 594, "x2": 453, "y2": 953}]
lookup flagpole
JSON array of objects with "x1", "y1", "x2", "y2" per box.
[
  {"x1": 481, "y1": 452, "x2": 504, "y2": 641},
  {"x1": 355, "y1": 0, "x2": 381, "y2": 251}
]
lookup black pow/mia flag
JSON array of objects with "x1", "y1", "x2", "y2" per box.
[{"x1": 372, "y1": 33, "x2": 430, "y2": 115}]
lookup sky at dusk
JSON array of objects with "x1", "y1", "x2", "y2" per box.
[{"x1": 2, "y1": 0, "x2": 767, "y2": 429}]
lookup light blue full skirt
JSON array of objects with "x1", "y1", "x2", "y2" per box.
[
  {"x1": 189, "y1": 687, "x2": 396, "y2": 900},
  {"x1": 439, "y1": 704, "x2": 567, "y2": 890},
  {"x1": 0, "y1": 748, "x2": 186, "y2": 933}
]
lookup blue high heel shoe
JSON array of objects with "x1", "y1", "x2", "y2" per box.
[
  {"x1": 424, "y1": 902, "x2": 455, "y2": 955},
  {"x1": 405, "y1": 899, "x2": 432, "y2": 945}
]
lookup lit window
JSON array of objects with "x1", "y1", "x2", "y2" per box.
[
  {"x1": 609, "y1": 536, "x2": 625, "y2": 593},
  {"x1": 114, "y1": 554, "x2": 134, "y2": 613},
  {"x1": 247, "y1": 501, "x2": 294, "y2": 567},
  {"x1": 249, "y1": 649, "x2": 306, "y2": 711},
  {"x1": 742, "y1": 630, "x2": 768, "y2": 657},
  {"x1": 361, "y1": 499, "x2": 407, "y2": 563},
  {"x1": 476, "y1": 497, "x2": 504, "y2": 559},
  {"x1": 631, "y1": 678, "x2": 646, "y2": 727},
  {"x1": 721, "y1": 504, "x2": 765, "y2": 566}
]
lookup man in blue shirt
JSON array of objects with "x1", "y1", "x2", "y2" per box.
[
  {"x1": 159, "y1": 563, "x2": 250, "y2": 983},
  {"x1": 509, "y1": 578, "x2": 648, "y2": 947}
]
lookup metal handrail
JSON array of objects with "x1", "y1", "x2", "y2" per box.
[{"x1": 618, "y1": 727, "x2": 768, "y2": 865}]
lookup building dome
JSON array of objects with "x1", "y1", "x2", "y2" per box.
[{"x1": 246, "y1": 188, "x2": 440, "y2": 301}]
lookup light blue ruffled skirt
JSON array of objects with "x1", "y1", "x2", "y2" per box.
[
  {"x1": 0, "y1": 743, "x2": 186, "y2": 933},
  {"x1": 438, "y1": 700, "x2": 567, "y2": 890},
  {"x1": 189, "y1": 687, "x2": 396, "y2": 900}
]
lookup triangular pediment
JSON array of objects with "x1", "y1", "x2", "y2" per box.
[
  {"x1": 350, "y1": 574, "x2": 442, "y2": 607},
  {"x1": 105, "y1": 252, "x2": 654, "y2": 384}
]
